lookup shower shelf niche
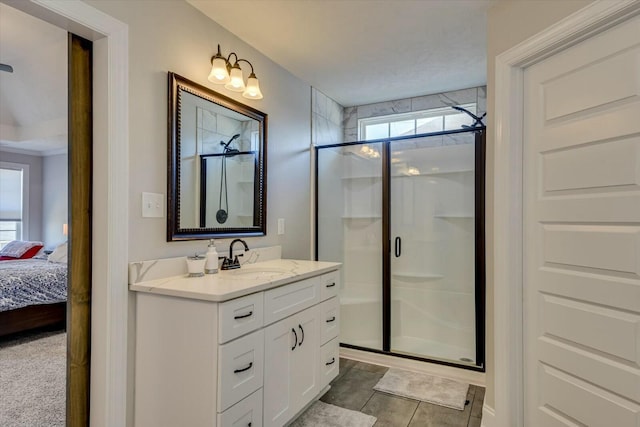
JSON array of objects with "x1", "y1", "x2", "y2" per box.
[
  {"x1": 391, "y1": 169, "x2": 474, "y2": 178},
  {"x1": 345, "y1": 246, "x2": 380, "y2": 253},
  {"x1": 341, "y1": 215, "x2": 382, "y2": 220},
  {"x1": 341, "y1": 175, "x2": 383, "y2": 180},
  {"x1": 392, "y1": 273, "x2": 444, "y2": 281},
  {"x1": 433, "y1": 214, "x2": 474, "y2": 218}
]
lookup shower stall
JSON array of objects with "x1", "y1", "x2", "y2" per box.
[{"x1": 315, "y1": 127, "x2": 485, "y2": 370}]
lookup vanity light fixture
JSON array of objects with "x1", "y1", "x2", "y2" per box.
[{"x1": 208, "y1": 44, "x2": 264, "y2": 100}]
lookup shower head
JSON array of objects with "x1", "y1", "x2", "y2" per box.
[
  {"x1": 451, "y1": 105, "x2": 486, "y2": 128},
  {"x1": 220, "y1": 134, "x2": 241, "y2": 149}
]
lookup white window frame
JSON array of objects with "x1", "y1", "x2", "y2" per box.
[
  {"x1": 358, "y1": 102, "x2": 477, "y2": 141},
  {"x1": 0, "y1": 161, "x2": 29, "y2": 241}
]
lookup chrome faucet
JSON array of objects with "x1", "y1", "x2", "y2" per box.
[{"x1": 221, "y1": 239, "x2": 249, "y2": 270}]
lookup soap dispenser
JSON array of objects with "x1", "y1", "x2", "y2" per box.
[{"x1": 205, "y1": 239, "x2": 219, "y2": 274}]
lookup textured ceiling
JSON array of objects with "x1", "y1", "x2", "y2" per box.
[
  {"x1": 187, "y1": 0, "x2": 490, "y2": 107},
  {"x1": 0, "y1": 3, "x2": 67, "y2": 155}
]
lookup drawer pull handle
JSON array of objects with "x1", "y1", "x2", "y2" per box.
[
  {"x1": 233, "y1": 311, "x2": 253, "y2": 320},
  {"x1": 326, "y1": 357, "x2": 336, "y2": 366},
  {"x1": 291, "y1": 328, "x2": 298, "y2": 351},
  {"x1": 326, "y1": 282, "x2": 336, "y2": 288},
  {"x1": 234, "y1": 362, "x2": 253, "y2": 374},
  {"x1": 298, "y1": 324, "x2": 305, "y2": 346},
  {"x1": 326, "y1": 316, "x2": 336, "y2": 323}
]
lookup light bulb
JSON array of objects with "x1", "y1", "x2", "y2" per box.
[
  {"x1": 225, "y1": 64, "x2": 245, "y2": 92},
  {"x1": 208, "y1": 56, "x2": 229, "y2": 84},
  {"x1": 242, "y1": 73, "x2": 263, "y2": 99}
]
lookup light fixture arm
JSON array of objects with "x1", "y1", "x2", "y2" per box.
[
  {"x1": 235, "y1": 58, "x2": 255, "y2": 75},
  {"x1": 226, "y1": 52, "x2": 239, "y2": 67}
]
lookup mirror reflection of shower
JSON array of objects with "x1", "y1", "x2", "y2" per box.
[{"x1": 216, "y1": 134, "x2": 241, "y2": 224}]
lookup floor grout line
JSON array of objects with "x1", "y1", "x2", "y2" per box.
[{"x1": 406, "y1": 401, "x2": 420, "y2": 427}]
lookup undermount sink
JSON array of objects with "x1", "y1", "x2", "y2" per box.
[{"x1": 225, "y1": 267, "x2": 290, "y2": 280}]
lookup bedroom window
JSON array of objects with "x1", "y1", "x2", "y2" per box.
[
  {"x1": 358, "y1": 103, "x2": 477, "y2": 141},
  {"x1": 0, "y1": 162, "x2": 29, "y2": 248}
]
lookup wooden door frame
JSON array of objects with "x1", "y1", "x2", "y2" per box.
[
  {"x1": 67, "y1": 33, "x2": 92, "y2": 426},
  {"x1": 2, "y1": 0, "x2": 130, "y2": 425},
  {"x1": 491, "y1": 1, "x2": 640, "y2": 427}
]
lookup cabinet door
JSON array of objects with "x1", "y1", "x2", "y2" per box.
[
  {"x1": 264, "y1": 305, "x2": 322, "y2": 427},
  {"x1": 290, "y1": 305, "x2": 321, "y2": 415},
  {"x1": 264, "y1": 316, "x2": 296, "y2": 427}
]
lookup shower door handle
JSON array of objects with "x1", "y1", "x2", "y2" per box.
[{"x1": 395, "y1": 237, "x2": 401, "y2": 257}]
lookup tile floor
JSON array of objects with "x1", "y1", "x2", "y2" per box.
[{"x1": 319, "y1": 358, "x2": 484, "y2": 427}]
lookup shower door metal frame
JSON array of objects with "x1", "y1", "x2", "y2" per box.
[{"x1": 315, "y1": 127, "x2": 486, "y2": 372}]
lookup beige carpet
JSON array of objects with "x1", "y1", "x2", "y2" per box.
[
  {"x1": 374, "y1": 368, "x2": 469, "y2": 410},
  {"x1": 0, "y1": 331, "x2": 66, "y2": 426},
  {"x1": 290, "y1": 401, "x2": 377, "y2": 427}
]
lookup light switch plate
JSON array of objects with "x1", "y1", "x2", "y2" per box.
[
  {"x1": 277, "y1": 218, "x2": 285, "y2": 235},
  {"x1": 142, "y1": 192, "x2": 164, "y2": 218}
]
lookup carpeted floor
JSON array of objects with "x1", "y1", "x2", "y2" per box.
[{"x1": 0, "y1": 331, "x2": 66, "y2": 427}]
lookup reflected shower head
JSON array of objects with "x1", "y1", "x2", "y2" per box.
[{"x1": 220, "y1": 134, "x2": 241, "y2": 150}]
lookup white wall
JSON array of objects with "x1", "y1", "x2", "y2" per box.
[
  {"x1": 0, "y1": 150, "x2": 42, "y2": 241},
  {"x1": 82, "y1": 2, "x2": 314, "y2": 425},
  {"x1": 485, "y1": 0, "x2": 595, "y2": 411},
  {"x1": 42, "y1": 153, "x2": 67, "y2": 248},
  {"x1": 86, "y1": 0, "x2": 313, "y2": 262}
]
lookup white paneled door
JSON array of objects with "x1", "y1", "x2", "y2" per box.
[{"x1": 523, "y1": 14, "x2": 640, "y2": 427}]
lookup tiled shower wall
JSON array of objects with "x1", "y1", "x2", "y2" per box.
[
  {"x1": 311, "y1": 88, "x2": 344, "y2": 146},
  {"x1": 342, "y1": 86, "x2": 487, "y2": 143},
  {"x1": 311, "y1": 86, "x2": 487, "y2": 145}
]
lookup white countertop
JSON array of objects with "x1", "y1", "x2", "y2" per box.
[{"x1": 129, "y1": 258, "x2": 341, "y2": 302}]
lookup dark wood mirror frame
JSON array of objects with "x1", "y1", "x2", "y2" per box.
[{"x1": 167, "y1": 72, "x2": 268, "y2": 241}]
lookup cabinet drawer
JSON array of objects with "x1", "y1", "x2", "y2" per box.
[
  {"x1": 218, "y1": 330, "x2": 264, "y2": 412},
  {"x1": 219, "y1": 292, "x2": 264, "y2": 344},
  {"x1": 320, "y1": 297, "x2": 340, "y2": 345},
  {"x1": 264, "y1": 276, "x2": 320, "y2": 325},
  {"x1": 217, "y1": 388, "x2": 263, "y2": 427},
  {"x1": 320, "y1": 270, "x2": 340, "y2": 301},
  {"x1": 320, "y1": 338, "x2": 339, "y2": 390}
]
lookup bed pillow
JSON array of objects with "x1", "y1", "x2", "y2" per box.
[
  {"x1": 0, "y1": 240, "x2": 44, "y2": 260},
  {"x1": 48, "y1": 241, "x2": 68, "y2": 264}
]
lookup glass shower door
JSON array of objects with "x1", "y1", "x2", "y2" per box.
[
  {"x1": 389, "y1": 133, "x2": 478, "y2": 364},
  {"x1": 317, "y1": 142, "x2": 384, "y2": 350}
]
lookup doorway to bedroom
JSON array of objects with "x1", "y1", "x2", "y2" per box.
[{"x1": 0, "y1": 3, "x2": 92, "y2": 426}]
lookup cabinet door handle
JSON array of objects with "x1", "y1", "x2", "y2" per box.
[
  {"x1": 233, "y1": 362, "x2": 253, "y2": 373},
  {"x1": 291, "y1": 328, "x2": 298, "y2": 351},
  {"x1": 326, "y1": 316, "x2": 336, "y2": 323},
  {"x1": 395, "y1": 236, "x2": 401, "y2": 257},
  {"x1": 298, "y1": 324, "x2": 305, "y2": 346},
  {"x1": 233, "y1": 310, "x2": 253, "y2": 320},
  {"x1": 326, "y1": 357, "x2": 336, "y2": 366},
  {"x1": 326, "y1": 282, "x2": 336, "y2": 288}
]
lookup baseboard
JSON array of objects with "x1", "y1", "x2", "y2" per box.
[
  {"x1": 481, "y1": 404, "x2": 495, "y2": 427},
  {"x1": 339, "y1": 347, "x2": 486, "y2": 387}
]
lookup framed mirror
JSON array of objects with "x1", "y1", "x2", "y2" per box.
[{"x1": 167, "y1": 72, "x2": 267, "y2": 240}]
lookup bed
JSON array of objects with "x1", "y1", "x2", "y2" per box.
[{"x1": 0, "y1": 258, "x2": 68, "y2": 337}]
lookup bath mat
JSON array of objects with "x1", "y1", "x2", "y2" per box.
[
  {"x1": 289, "y1": 401, "x2": 377, "y2": 427},
  {"x1": 373, "y1": 368, "x2": 469, "y2": 410}
]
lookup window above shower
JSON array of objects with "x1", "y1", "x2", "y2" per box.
[{"x1": 358, "y1": 103, "x2": 477, "y2": 141}]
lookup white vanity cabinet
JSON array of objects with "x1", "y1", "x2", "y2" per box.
[{"x1": 132, "y1": 262, "x2": 340, "y2": 427}]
